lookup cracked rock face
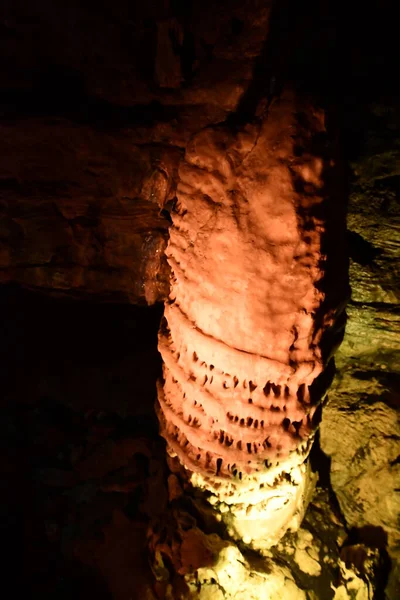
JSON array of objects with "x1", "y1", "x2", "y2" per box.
[{"x1": 156, "y1": 91, "x2": 348, "y2": 552}]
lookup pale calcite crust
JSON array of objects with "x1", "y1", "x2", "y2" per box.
[{"x1": 157, "y1": 91, "x2": 347, "y2": 551}]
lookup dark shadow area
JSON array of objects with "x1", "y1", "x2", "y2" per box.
[
  {"x1": 0, "y1": 283, "x2": 163, "y2": 414},
  {"x1": 0, "y1": 283, "x2": 164, "y2": 598},
  {"x1": 0, "y1": 77, "x2": 182, "y2": 130},
  {"x1": 342, "y1": 527, "x2": 392, "y2": 600},
  {"x1": 230, "y1": 0, "x2": 399, "y2": 169},
  {"x1": 347, "y1": 230, "x2": 382, "y2": 266},
  {"x1": 309, "y1": 429, "x2": 347, "y2": 524}
]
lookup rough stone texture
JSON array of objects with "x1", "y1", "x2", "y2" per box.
[
  {"x1": 1, "y1": 0, "x2": 399, "y2": 597},
  {"x1": 0, "y1": 121, "x2": 180, "y2": 302},
  {"x1": 4, "y1": 309, "x2": 378, "y2": 600},
  {"x1": 320, "y1": 101, "x2": 400, "y2": 598},
  {"x1": 0, "y1": 0, "x2": 273, "y2": 303},
  {"x1": 148, "y1": 482, "x2": 381, "y2": 599},
  {"x1": 4, "y1": 287, "x2": 377, "y2": 600},
  {"x1": 156, "y1": 90, "x2": 348, "y2": 554},
  {"x1": 1, "y1": 0, "x2": 271, "y2": 110}
]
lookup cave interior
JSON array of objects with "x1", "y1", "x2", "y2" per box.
[{"x1": 1, "y1": 1, "x2": 399, "y2": 599}]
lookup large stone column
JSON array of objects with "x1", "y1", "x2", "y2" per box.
[{"x1": 150, "y1": 90, "x2": 348, "y2": 589}]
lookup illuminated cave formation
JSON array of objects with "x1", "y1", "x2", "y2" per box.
[
  {"x1": 156, "y1": 91, "x2": 348, "y2": 553},
  {"x1": 2, "y1": 0, "x2": 399, "y2": 597}
]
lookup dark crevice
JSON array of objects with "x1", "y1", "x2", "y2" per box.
[
  {"x1": 309, "y1": 429, "x2": 348, "y2": 528},
  {"x1": 342, "y1": 527, "x2": 392, "y2": 600},
  {"x1": 347, "y1": 230, "x2": 382, "y2": 265}
]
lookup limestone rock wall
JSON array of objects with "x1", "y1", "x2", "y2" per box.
[
  {"x1": 320, "y1": 101, "x2": 400, "y2": 598},
  {"x1": 0, "y1": 121, "x2": 180, "y2": 302},
  {"x1": 0, "y1": 0, "x2": 273, "y2": 303}
]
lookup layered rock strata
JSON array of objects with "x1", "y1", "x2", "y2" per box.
[
  {"x1": 156, "y1": 91, "x2": 349, "y2": 552},
  {"x1": 0, "y1": 122, "x2": 180, "y2": 303}
]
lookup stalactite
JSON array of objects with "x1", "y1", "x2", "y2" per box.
[{"x1": 153, "y1": 90, "x2": 348, "y2": 558}]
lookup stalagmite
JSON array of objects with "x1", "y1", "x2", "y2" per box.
[{"x1": 154, "y1": 90, "x2": 348, "y2": 559}]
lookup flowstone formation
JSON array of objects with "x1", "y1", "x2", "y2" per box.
[{"x1": 151, "y1": 87, "x2": 349, "y2": 577}]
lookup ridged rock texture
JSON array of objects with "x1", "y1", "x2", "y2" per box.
[{"x1": 156, "y1": 91, "x2": 348, "y2": 553}]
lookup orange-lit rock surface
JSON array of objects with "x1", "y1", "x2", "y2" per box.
[
  {"x1": 157, "y1": 91, "x2": 348, "y2": 551},
  {"x1": 0, "y1": 121, "x2": 181, "y2": 303},
  {"x1": 0, "y1": 0, "x2": 272, "y2": 304}
]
